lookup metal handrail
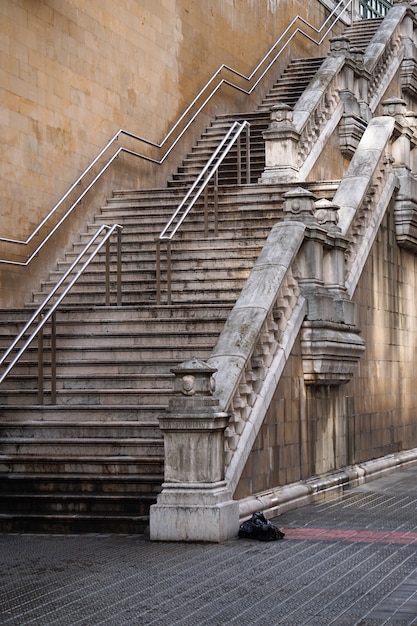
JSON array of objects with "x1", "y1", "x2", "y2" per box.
[
  {"x1": 0, "y1": 0, "x2": 355, "y2": 266},
  {"x1": 160, "y1": 121, "x2": 250, "y2": 241},
  {"x1": 0, "y1": 223, "x2": 123, "y2": 403},
  {"x1": 156, "y1": 120, "x2": 250, "y2": 305},
  {"x1": 360, "y1": 0, "x2": 392, "y2": 19}
]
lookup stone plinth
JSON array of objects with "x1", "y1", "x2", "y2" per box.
[
  {"x1": 301, "y1": 321, "x2": 365, "y2": 386},
  {"x1": 149, "y1": 358, "x2": 239, "y2": 542},
  {"x1": 259, "y1": 104, "x2": 300, "y2": 183}
]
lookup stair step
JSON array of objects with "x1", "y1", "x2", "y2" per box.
[
  {"x1": 0, "y1": 391, "x2": 170, "y2": 407},
  {"x1": 10, "y1": 328, "x2": 221, "y2": 347},
  {"x1": 0, "y1": 473, "x2": 162, "y2": 494},
  {"x1": 29, "y1": 289, "x2": 241, "y2": 307},
  {"x1": 0, "y1": 454, "x2": 164, "y2": 475},
  {"x1": 0, "y1": 317, "x2": 227, "y2": 335},
  {"x1": 0, "y1": 492, "x2": 158, "y2": 515},
  {"x1": 0, "y1": 437, "x2": 164, "y2": 456},
  {"x1": 0, "y1": 421, "x2": 162, "y2": 438},
  {"x1": 0, "y1": 512, "x2": 151, "y2": 534},
  {"x1": 0, "y1": 404, "x2": 166, "y2": 421},
  {"x1": 2, "y1": 374, "x2": 174, "y2": 391}
]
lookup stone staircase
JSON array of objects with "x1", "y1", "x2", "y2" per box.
[
  {"x1": 0, "y1": 18, "x2": 383, "y2": 533},
  {"x1": 170, "y1": 57, "x2": 325, "y2": 188}
]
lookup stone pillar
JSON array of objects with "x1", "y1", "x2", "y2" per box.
[
  {"x1": 329, "y1": 35, "x2": 352, "y2": 87},
  {"x1": 383, "y1": 98, "x2": 417, "y2": 253},
  {"x1": 283, "y1": 187, "x2": 334, "y2": 320},
  {"x1": 382, "y1": 97, "x2": 416, "y2": 169},
  {"x1": 149, "y1": 358, "x2": 239, "y2": 542},
  {"x1": 281, "y1": 188, "x2": 365, "y2": 385},
  {"x1": 283, "y1": 186, "x2": 319, "y2": 226},
  {"x1": 315, "y1": 198, "x2": 356, "y2": 325},
  {"x1": 259, "y1": 103, "x2": 300, "y2": 183},
  {"x1": 399, "y1": 2, "x2": 417, "y2": 98}
]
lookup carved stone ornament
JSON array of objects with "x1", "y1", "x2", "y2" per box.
[
  {"x1": 182, "y1": 375, "x2": 196, "y2": 396},
  {"x1": 314, "y1": 198, "x2": 341, "y2": 233},
  {"x1": 283, "y1": 187, "x2": 318, "y2": 225},
  {"x1": 171, "y1": 357, "x2": 217, "y2": 396}
]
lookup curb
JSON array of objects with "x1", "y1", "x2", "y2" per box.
[{"x1": 238, "y1": 447, "x2": 417, "y2": 520}]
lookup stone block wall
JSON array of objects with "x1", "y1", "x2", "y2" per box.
[
  {"x1": 235, "y1": 201, "x2": 417, "y2": 500},
  {"x1": 348, "y1": 202, "x2": 417, "y2": 462},
  {"x1": 0, "y1": 0, "x2": 333, "y2": 307}
]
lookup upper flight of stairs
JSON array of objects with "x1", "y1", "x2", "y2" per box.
[
  {"x1": 344, "y1": 17, "x2": 383, "y2": 50},
  {"x1": 0, "y1": 17, "x2": 384, "y2": 533},
  {"x1": 170, "y1": 57, "x2": 325, "y2": 188}
]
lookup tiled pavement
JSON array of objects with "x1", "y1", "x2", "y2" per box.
[{"x1": 2, "y1": 466, "x2": 417, "y2": 625}]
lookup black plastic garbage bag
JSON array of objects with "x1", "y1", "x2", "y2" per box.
[{"x1": 238, "y1": 511, "x2": 285, "y2": 541}]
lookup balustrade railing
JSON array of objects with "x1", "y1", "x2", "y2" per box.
[
  {"x1": 360, "y1": 0, "x2": 392, "y2": 19},
  {"x1": 223, "y1": 267, "x2": 302, "y2": 470},
  {"x1": 365, "y1": 9, "x2": 404, "y2": 108}
]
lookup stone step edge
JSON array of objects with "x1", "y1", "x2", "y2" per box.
[
  {"x1": 0, "y1": 404, "x2": 167, "y2": 410},
  {"x1": 0, "y1": 434, "x2": 163, "y2": 444},
  {"x1": 0, "y1": 512, "x2": 150, "y2": 522},
  {"x1": 0, "y1": 472, "x2": 161, "y2": 482},
  {"x1": 0, "y1": 454, "x2": 164, "y2": 462},
  {"x1": 0, "y1": 420, "x2": 161, "y2": 427},
  {"x1": 0, "y1": 493, "x2": 158, "y2": 501}
]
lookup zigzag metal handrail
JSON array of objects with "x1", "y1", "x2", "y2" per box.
[{"x1": 0, "y1": 0, "x2": 354, "y2": 265}]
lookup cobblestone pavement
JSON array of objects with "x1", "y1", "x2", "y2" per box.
[{"x1": 2, "y1": 466, "x2": 417, "y2": 625}]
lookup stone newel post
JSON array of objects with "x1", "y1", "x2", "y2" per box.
[
  {"x1": 383, "y1": 97, "x2": 417, "y2": 252},
  {"x1": 149, "y1": 358, "x2": 239, "y2": 542},
  {"x1": 161, "y1": 358, "x2": 227, "y2": 483},
  {"x1": 281, "y1": 187, "x2": 365, "y2": 386},
  {"x1": 259, "y1": 103, "x2": 301, "y2": 183}
]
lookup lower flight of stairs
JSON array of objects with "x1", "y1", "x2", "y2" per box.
[
  {"x1": 0, "y1": 303, "x2": 232, "y2": 532},
  {"x1": 0, "y1": 407, "x2": 164, "y2": 533}
]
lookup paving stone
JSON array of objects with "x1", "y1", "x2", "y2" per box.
[{"x1": 2, "y1": 465, "x2": 417, "y2": 624}]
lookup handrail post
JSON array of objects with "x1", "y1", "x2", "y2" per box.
[
  {"x1": 37, "y1": 314, "x2": 44, "y2": 405},
  {"x1": 246, "y1": 124, "x2": 251, "y2": 184},
  {"x1": 237, "y1": 134, "x2": 242, "y2": 184},
  {"x1": 105, "y1": 238, "x2": 110, "y2": 306},
  {"x1": 214, "y1": 170, "x2": 219, "y2": 237},
  {"x1": 116, "y1": 227, "x2": 122, "y2": 306},
  {"x1": 50, "y1": 312, "x2": 56, "y2": 405},
  {"x1": 167, "y1": 240, "x2": 172, "y2": 305},
  {"x1": 204, "y1": 185, "x2": 209, "y2": 237},
  {"x1": 156, "y1": 238, "x2": 161, "y2": 305}
]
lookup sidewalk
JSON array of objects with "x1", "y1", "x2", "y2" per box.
[{"x1": 2, "y1": 464, "x2": 417, "y2": 625}]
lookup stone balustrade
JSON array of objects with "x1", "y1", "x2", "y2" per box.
[{"x1": 260, "y1": 3, "x2": 415, "y2": 183}]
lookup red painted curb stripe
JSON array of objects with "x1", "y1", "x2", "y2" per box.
[{"x1": 282, "y1": 528, "x2": 417, "y2": 544}]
